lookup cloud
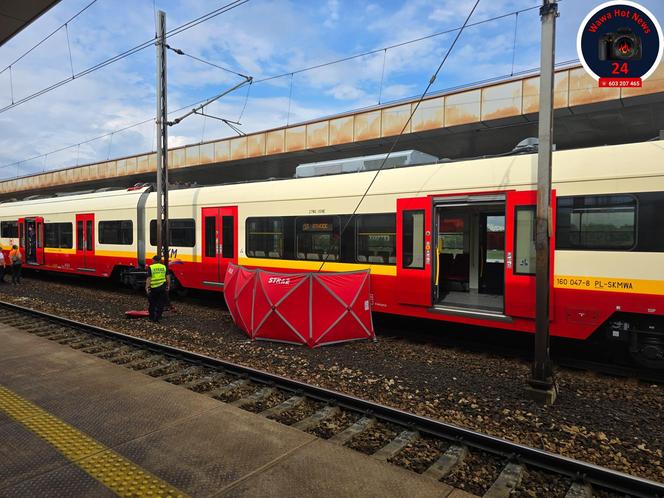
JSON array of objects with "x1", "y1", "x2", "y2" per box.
[
  {"x1": 325, "y1": 83, "x2": 367, "y2": 100},
  {"x1": 2, "y1": 0, "x2": 664, "y2": 179},
  {"x1": 323, "y1": 0, "x2": 341, "y2": 28}
]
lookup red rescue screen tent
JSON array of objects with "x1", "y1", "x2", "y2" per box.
[{"x1": 223, "y1": 264, "x2": 374, "y2": 347}]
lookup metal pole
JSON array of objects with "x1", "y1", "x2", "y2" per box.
[
  {"x1": 529, "y1": 0, "x2": 558, "y2": 404},
  {"x1": 155, "y1": 10, "x2": 169, "y2": 266}
]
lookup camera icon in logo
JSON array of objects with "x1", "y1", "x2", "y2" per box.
[{"x1": 598, "y1": 27, "x2": 643, "y2": 61}]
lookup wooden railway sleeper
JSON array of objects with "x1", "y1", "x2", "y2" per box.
[
  {"x1": 292, "y1": 405, "x2": 339, "y2": 431},
  {"x1": 231, "y1": 387, "x2": 275, "y2": 408},
  {"x1": 139, "y1": 360, "x2": 181, "y2": 376},
  {"x1": 1, "y1": 318, "x2": 35, "y2": 327},
  {"x1": 108, "y1": 349, "x2": 150, "y2": 364},
  {"x1": 483, "y1": 462, "x2": 525, "y2": 498},
  {"x1": 179, "y1": 373, "x2": 224, "y2": 390},
  {"x1": 78, "y1": 342, "x2": 117, "y2": 354},
  {"x1": 328, "y1": 416, "x2": 375, "y2": 445},
  {"x1": 56, "y1": 335, "x2": 87, "y2": 345},
  {"x1": 36, "y1": 329, "x2": 70, "y2": 338},
  {"x1": 124, "y1": 354, "x2": 167, "y2": 369},
  {"x1": 157, "y1": 366, "x2": 201, "y2": 382},
  {"x1": 42, "y1": 332, "x2": 76, "y2": 342},
  {"x1": 17, "y1": 325, "x2": 46, "y2": 333},
  {"x1": 61, "y1": 336, "x2": 91, "y2": 346},
  {"x1": 13, "y1": 321, "x2": 47, "y2": 330},
  {"x1": 423, "y1": 445, "x2": 468, "y2": 481},
  {"x1": 564, "y1": 481, "x2": 592, "y2": 498},
  {"x1": 206, "y1": 378, "x2": 250, "y2": 398},
  {"x1": 372, "y1": 429, "x2": 420, "y2": 461},
  {"x1": 95, "y1": 345, "x2": 134, "y2": 359},
  {"x1": 68, "y1": 338, "x2": 101, "y2": 349},
  {"x1": 260, "y1": 395, "x2": 305, "y2": 418}
]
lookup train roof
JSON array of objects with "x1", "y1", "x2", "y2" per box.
[{"x1": 0, "y1": 140, "x2": 662, "y2": 216}]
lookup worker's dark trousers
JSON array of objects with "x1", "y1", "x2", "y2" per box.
[
  {"x1": 148, "y1": 284, "x2": 167, "y2": 322},
  {"x1": 11, "y1": 264, "x2": 21, "y2": 284}
]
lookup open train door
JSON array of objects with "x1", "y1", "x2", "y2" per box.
[
  {"x1": 396, "y1": 197, "x2": 433, "y2": 307},
  {"x1": 17, "y1": 218, "x2": 25, "y2": 262},
  {"x1": 18, "y1": 217, "x2": 44, "y2": 265},
  {"x1": 201, "y1": 206, "x2": 238, "y2": 288},
  {"x1": 504, "y1": 190, "x2": 555, "y2": 318}
]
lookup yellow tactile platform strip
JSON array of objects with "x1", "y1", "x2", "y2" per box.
[{"x1": 0, "y1": 385, "x2": 189, "y2": 498}]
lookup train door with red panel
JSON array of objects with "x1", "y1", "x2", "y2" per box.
[
  {"x1": 201, "y1": 206, "x2": 238, "y2": 289},
  {"x1": 396, "y1": 197, "x2": 433, "y2": 307},
  {"x1": 18, "y1": 217, "x2": 44, "y2": 265},
  {"x1": 504, "y1": 190, "x2": 555, "y2": 320},
  {"x1": 75, "y1": 213, "x2": 96, "y2": 272}
]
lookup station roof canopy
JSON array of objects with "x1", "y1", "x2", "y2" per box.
[{"x1": 0, "y1": 0, "x2": 61, "y2": 47}]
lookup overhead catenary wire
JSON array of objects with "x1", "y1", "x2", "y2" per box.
[
  {"x1": 0, "y1": 0, "x2": 99, "y2": 74},
  {"x1": 316, "y1": 0, "x2": 482, "y2": 272},
  {"x1": 166, "y1": 45, "x2": 249, "y2": 79},
  {"x1": 254, "y1": 3, "x2": 538, "y2": 85},
  {"x1": 1, "y1": 1, "x2": 572, "y2": 175},
  {"x1": 0, "y1": 0, "x2": 250, "y2": 115},
  {"x1": 0, "y1": 56, "x2": 581, "y2": 176}
]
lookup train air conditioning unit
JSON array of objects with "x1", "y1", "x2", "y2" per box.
[{"x1": 294, "y1": 150, "x2": 438, "y2": 178}]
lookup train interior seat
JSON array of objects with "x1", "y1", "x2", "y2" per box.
[{"x1": 268, "y1": 251, "x2": 279, "y2": 258}]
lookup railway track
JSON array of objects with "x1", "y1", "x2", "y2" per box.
[
  {"x1": 378, "y1": 319, "x2": 664, "y2": 385},
  {"x1": 16, "y1": 272, "x2": 664, "y2": 384},
  {"x1": 0, "y1": 300, "x2": 662, "y2": 498}
]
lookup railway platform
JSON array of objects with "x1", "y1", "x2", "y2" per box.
[{"x1": 0, "y1": 323, "x2": 470, "y2": 498}]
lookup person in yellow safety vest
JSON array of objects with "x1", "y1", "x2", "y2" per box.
[{"x1": 145, "y1": 254, "x2": 170, "y2": 323}]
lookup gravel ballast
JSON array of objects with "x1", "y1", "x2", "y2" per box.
[{"x1": 2, "y1": 274, "x2": 663, "y2": 483}]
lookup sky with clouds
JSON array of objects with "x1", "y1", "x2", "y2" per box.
[{"x1": 1, "y1": 0, "x2": 663, "y2": 178}]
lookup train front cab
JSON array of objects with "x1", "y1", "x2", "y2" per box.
[{"x1": 396, "y1": 190, "x2": 552, "y2": 329}]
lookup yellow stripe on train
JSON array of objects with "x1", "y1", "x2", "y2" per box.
[
  {"x1": 238, "y1": 257, "x2": 397, "y2": 276},
  {"x1": 554, "y1": 275, "x2": 664, "y2": 296}
]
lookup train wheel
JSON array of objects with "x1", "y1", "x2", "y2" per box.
[{"x1": 630, "y1": 336, "x2": 664, "y2": 370}]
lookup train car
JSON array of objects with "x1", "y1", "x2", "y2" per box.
[{"x1": 1, "y1": 139, "x2": 663, "y2": 367}]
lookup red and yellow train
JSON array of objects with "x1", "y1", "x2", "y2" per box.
[{"x1": 2, "y1": 140, "x2": 663, "y2": 367}]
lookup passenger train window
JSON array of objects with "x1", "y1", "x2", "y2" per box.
[
  {"x1": 222, "y1": 217, "x2": 234, "y2": 258},
  {"x1": 402, "y1": 210, "x2": 424, "y2": 269},
  {"x1": 77, "y1": 221, "x2": 84, "y2": 250},
  {"x1": 86, "y1": 221, "x2": 93, "y2": 251},
  {"x1": 149, "y1": 219, "x2": 195, "y2": 247},
  {"x1": 634, "y1": 192, "x2": 664, "y2": 252},
  {"x1": 556, "y1": 195, "x2": 636, "y2": 250},
  {"x1": 246, "y1": 217, "x2": 283, "y2": 258},
  {"x1": 356, "y1": 214, "x2": 396, "y2": 265},
  {"x1": 204, "y1": 217, "x2": 216, "y2": 257},
  {"x1": 99, "y1": 221, "x2": 133, "y2": 245},
  {"x1": 1, "y1": 221, "x2": 18, "y2": 238},
  {"x1": 514, "y1": 207, "x2": 536, "y2": 275},
  {"x1": 296, "y1": 217, "x2": 340, "y2": 261},
  {"x1": 44, "y1": 223, "x2": 73, "y2": 249}
]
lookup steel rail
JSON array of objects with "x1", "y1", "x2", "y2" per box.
[{"x1": 0, "y1": 299, "x2": 662, "y2": 497}]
